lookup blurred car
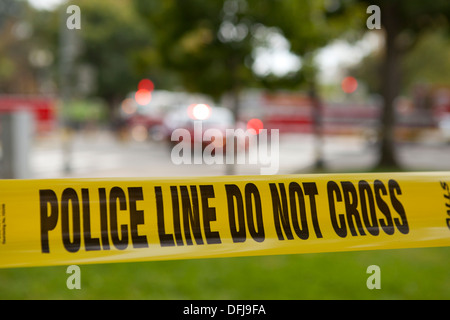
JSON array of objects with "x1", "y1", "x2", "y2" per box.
[
  {"x1": 119, "y1": 92, "x2": 166, "y2": 141},
  {"x1": 163, "y1": 104, "x2": 235, "y2": 151},
  {"x1": 120, "y1": 90, "x2": 219, "y2": 142}
]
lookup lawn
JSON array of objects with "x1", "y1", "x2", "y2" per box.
[{"x1": 0, "y1": 246, "x2": 448, "y2": 299}]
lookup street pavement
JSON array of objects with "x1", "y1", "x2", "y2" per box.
[{"x1": 29, "y1": 129, "x2": 450, "y2": 179}]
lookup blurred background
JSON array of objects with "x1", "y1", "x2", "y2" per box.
[
  {"x1": 0, "y1": 0, "x2": 449, "y2": 178},
  {"x1": 0, "y1": 0, "x2": 449, "y2": 299}
]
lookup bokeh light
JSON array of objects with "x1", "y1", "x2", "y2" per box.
[
  {"x1": 121, "y1": 98, "x2": 137, "y2": 115},
  {"x1": 188, "y1": 103, "x2": 211, "y2": 120},
  {"x1": 131, "y1": 125, "x2": 148, "y2": 142},
  {"x1": 135, "y1": 89, "x2": 152, "y2": 106},
  {"x1": 247, "y1": 118, "x2": 264, "y2": 135},
  {"x1": 138, "y1": 79, "x2": 154, "y2": 92},
  {"x1": 341, "y1": 76, "x2": 358, "y2": 94}
]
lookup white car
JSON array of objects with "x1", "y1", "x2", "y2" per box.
[{"x1": 163, "y1": 104, "x2": 235, "y2": 149}]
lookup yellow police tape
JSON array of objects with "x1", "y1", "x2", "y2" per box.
[{"x1": 0, "y1": 172, "x2": 449, "y2": 268}]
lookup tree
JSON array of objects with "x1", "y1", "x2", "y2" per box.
[
  {"x1": 251, "y1": 0, "x2": 367, "y2": 169},
  {"x1": 133, "y1": 0, "x2": 345, "y2": 106},
  {"x1": 134, "y1": 0, "x2": 259, "y2": 116},
  {"x1": 349, "y1": 30, "x2": 450, "y2": 98},
  {"x1": 62, "y1": 0, "x2": 153, "y2": 117},
  {"x1": 0, "y1": 1, "x2": 57, "y2": 94},
  {"x1": 335, "y1": 0, "x2": 450, "y2": 168}
]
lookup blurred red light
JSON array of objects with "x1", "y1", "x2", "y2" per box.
[
  {"x1": 138, "y1": 79, "x2": 154, "y2": 92},
  {"x1": 135, "y1": 89, "x2": 152, "y2": 106},
  {"x1": 341, "y1": 76, "x2": 358, "y2": 94},
  {"x1": 247, "y1": 118, "x2": 264, "y2": 135}
]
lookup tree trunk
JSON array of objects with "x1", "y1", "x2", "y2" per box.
[
  {"x1": 225, "y1": 55, "x2": 241, "y2": 176},
  {"x1": 224, "y1": 85, "x2": 240, "y2": 176},
  {"x1": 377, "y1": 3, "x2": 402, "y2": 169},
  {"x1": 309, "y1": 82, "x2": 324, "y2": 171}
]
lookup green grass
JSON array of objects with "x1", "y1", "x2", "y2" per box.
[{"x1": 0, "y1": 247, "x2": 449, "y2": 300}]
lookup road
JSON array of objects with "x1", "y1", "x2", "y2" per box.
[{"x1": 29, "y1": 130, "x2": 450, "y2": 179}]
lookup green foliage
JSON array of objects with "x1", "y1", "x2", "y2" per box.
[
  {"x1": 350, "y1": 30, "x2": 450, "y2": 94},
  {"x1": 134, "y1": 0, "x2": 256, "y2": 99},
  {"x1": 403, "y1": 31, "x2": 450, "y2": 88},
  {"x1": 0, "y1": 1, "x2": 57, "y2": 93},
  {"x1": 132, "y1": 0, "x2": 346, "y2": 99},
  {"x1": 0, "y1": 247, "x2": 449, "y2": 299},
  {"x1": 72, "y1": 0, "x2": 152, "y2": 102}
]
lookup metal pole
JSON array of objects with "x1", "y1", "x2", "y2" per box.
[
  {"x1": 0, "y1": 110, "x2": 34, "y2": 179},
  {"x1": 59, "y1": 5, "x2": 79, "y2": 174}
]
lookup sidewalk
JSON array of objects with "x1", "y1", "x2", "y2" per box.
[{"x1": 29, "y1": 130, "x2": 450, "y2": 179}]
